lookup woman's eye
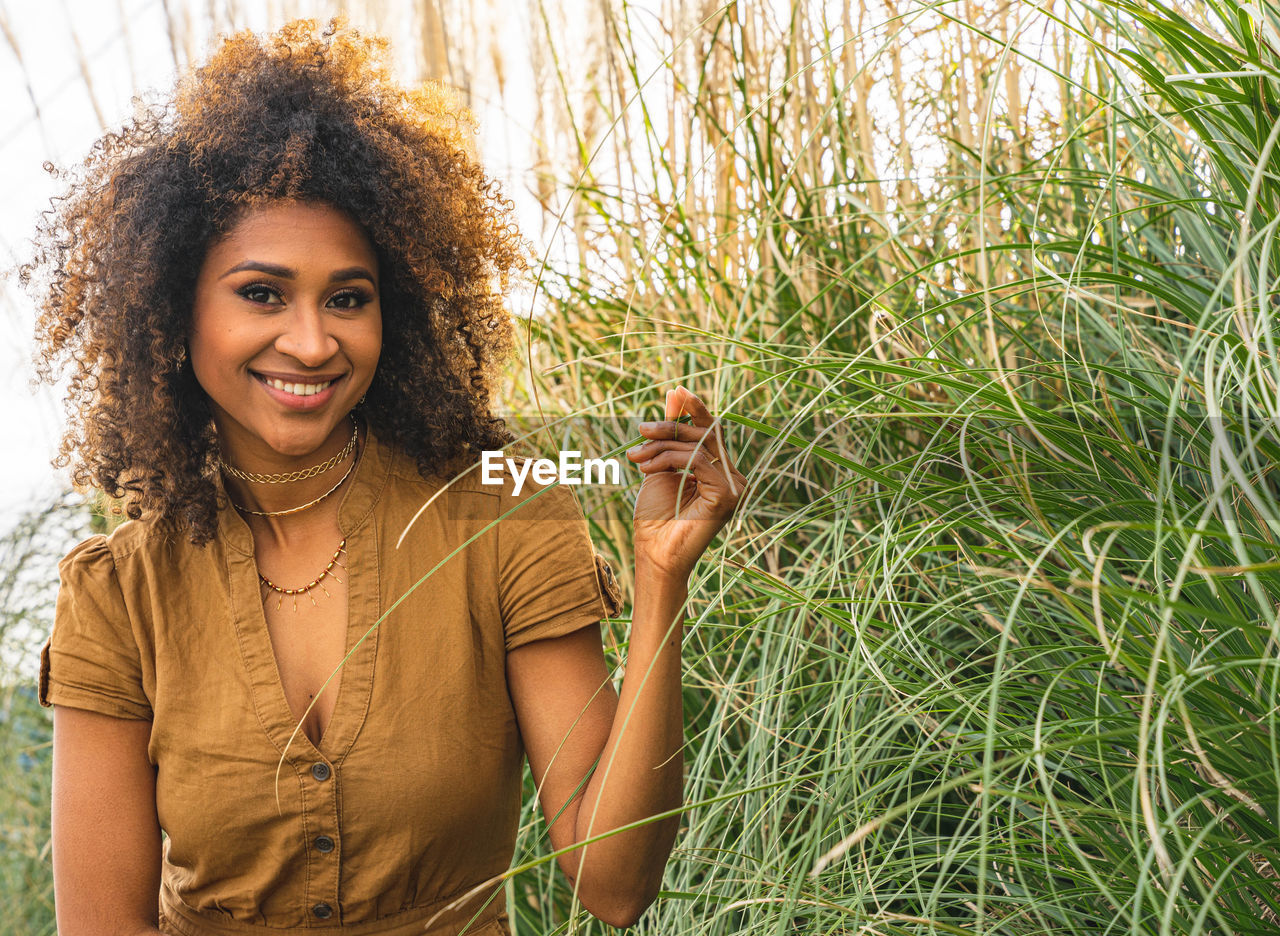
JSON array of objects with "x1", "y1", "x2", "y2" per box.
[
  {"x1": 238, "y1": 284, "x2": 281, "y2": 305},
  {"x1": 328, "y1": 290, "x2": 372, "y2": 310}
]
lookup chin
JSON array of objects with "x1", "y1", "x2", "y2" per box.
[{"x1": 257, "y1": 420, "x2": 348, "y2": 458}]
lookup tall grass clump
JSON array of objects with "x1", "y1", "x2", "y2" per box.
[{"x1": 503, "y1": 1, "x2": 1280, "y2": 933}]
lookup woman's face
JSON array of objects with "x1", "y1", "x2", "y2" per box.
[{"x1": 188, "y1": 201, "x2": 382, "y2": 463}]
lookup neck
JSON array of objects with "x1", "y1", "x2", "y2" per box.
[
  {"x1": 219, "y1": 417, "x2": 364, "y2": 539},
  {"x1": 243, "y1": 493, "x2": 346, "y2": 548}
]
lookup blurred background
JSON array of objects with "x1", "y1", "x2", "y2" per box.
[{"x1": 4, "y1": 1, "x2": 1280, "y2": 933}]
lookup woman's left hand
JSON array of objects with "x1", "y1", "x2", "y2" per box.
[{"x1": 627, "y1": 387, "x2": 746, "y2": 582}]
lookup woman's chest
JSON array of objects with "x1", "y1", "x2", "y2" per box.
[
  {"x1": 144, "y1": 552, "x2": 523, "y2": 904},
  {"x1": 145, "y1": 537, "x2": 512, "y2": 758}
]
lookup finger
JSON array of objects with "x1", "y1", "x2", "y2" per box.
[
  {"x1": 631, "y1": 446, "x2": 729, "y2": 481},
  {"x1": 666, "y1": 386, "x2": 715, "y2": 428},
  {"x1": 627, "y1": 438, "x2": 726, "y2": 467},
  {"x1": 636, "y1": 420, "x2": 714, "y2": 444}
]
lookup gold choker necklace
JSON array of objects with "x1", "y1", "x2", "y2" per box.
[
  {"x1": 220, "y1": 416, "x2": 358, "y2": 484},
  {"x1": 229, "y1": 449, "x2": 358, "y2": 518}
]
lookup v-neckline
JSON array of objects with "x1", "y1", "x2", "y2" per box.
[
  {"x1": 252, "y1": 551, "x2": 353, "y2": 753},
  {"x1": 217, "y1": 420, "x2": 391, "y2": 765}
]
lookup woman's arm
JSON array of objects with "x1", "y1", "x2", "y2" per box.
[
  {"x1": 507, "y1": 387, "x2": 744, "y2": 927},
  {"x1": 52, "y1": 706, "x2": 163, "y2": 936},
  {"x1": 506, "y1": 569, "x2": 687, "y2": 927}
]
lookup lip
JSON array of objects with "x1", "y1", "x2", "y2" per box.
[{"x1": 252, "y1": 372, "x2": 344, "y2": 411}]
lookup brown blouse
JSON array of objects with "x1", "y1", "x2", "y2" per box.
[{"x1": 39, "y1": 424, "x2": 622, "y2": 935}]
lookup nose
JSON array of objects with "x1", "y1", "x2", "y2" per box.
[{"x1": 274, "y1": 305, "x2": 339, "y2": 367}]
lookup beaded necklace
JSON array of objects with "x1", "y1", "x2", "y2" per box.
[{"x1": 259, "y1": 539, "x2": 347, "y2": 612}]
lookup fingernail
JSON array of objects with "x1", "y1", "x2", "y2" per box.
[
  {"x1": 627, "y1": 445, "x2": 646, "y2": 457},
  {"x1": 638, "y1": 421, "x2": 657, "y2": 431}
]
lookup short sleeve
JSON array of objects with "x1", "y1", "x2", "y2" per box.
[
  {"x1": 497, "y1": 482, "x2": 623, "y2": 652},
  {"x1": 38, "y1": 535, "x2": 152, "y2": 720}
]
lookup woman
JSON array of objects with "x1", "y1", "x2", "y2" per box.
[{"x1": 26, "y1": 19, "x2": 745, "y2": 936}]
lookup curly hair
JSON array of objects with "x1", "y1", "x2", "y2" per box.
[{"x1": 22, "y1": 18, "x2": 521, "y2": 545}]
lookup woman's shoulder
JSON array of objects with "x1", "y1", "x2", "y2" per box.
[
  {"x1": 45, "y1": 522, "x2": 160, "y2": 720},
  {"x1": 58, "y1": 515, "x2": 195, "y2": 582},
  {"x1": 379, "y1": 446, "x2": 585, "y2": 557}
]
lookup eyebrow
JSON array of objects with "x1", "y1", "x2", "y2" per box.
[{"x1": 219, "y1": 260, "x2": 377, "y2": 285}]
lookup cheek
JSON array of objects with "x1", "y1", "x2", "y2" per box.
[
  {"x1": 185, "y1": 333, "x2": 231, "y2": 404},
  {"x1": 359, "y1": 313, "x2": 383, "y2": 367},
  {"x1": 186, "y1": 316, "x2": 262, "y2": 393},
  {"x1": 185, "y1": 327, "x2": 217, "y2": 386},
  {"x1": 186, "y1": 292, "x2": 232, "y2": 378}
]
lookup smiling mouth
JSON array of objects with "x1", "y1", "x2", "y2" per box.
[{"x1": 253, "y1": 374, "x2": 339, "y2": 397}]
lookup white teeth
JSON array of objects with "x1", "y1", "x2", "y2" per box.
[{"x1": 263, "y1": 377, "x2": 333, "y2": 396}]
